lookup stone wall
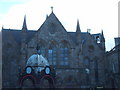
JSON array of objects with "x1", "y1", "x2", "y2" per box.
[{"x1": 2, "y1": 12, "x2": 106, "y2": 88}]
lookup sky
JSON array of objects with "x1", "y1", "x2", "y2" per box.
[{"x1": 0, "y1": 0, "x2": 119, "y2": 51}]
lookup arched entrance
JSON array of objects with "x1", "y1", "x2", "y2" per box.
[
  {"x1": 19, "y1": 75, "x2": 36, "y2": 89},
  {"x1": 40, "y1": 75, "x2": 55, "y2": 88},
  {"x1": 22, "y1": 79, "x2": 35, "y2": 88}
]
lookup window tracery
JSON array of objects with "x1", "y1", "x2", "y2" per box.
[
  {"x1": 59, "y1": 40, "x2": 69, "y2": 65},
  {"x1": 48, "y1": 41, "x2": 57, "y2": 65}
]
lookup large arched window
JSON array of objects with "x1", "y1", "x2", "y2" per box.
[
  {"x1": 48, "y1": 41, "x2": 57, "y2": 65},
  {"x1": 59, "y1": 40, "x2": 69, "y2": 65}
]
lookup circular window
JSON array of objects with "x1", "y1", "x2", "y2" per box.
[
  {"x1": 26, "y1": 66, "x2": 32, "y2": 74},
  {"x1": 45, "y1": 66, "x2": 51, "y2": 74}
]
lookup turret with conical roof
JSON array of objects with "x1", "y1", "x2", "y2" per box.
[{"x1": 76, "y1": 20, "x2": 81, "y2": 45}]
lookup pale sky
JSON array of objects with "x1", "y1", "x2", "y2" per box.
[{"x1": 0, "y1": 0, "x2": 119, "y2": 51}]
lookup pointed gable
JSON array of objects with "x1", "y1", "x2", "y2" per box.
[
  {"x1": 29, "y1": 12, "x2": 76, "y2": 48},
  {"x1": 38, "y1": 12, "x2": 68, "y2": 34}
]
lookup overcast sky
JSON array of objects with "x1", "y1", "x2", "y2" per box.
[{"x1": 0, "y1": 0, "x2": 119, "y2": 51}]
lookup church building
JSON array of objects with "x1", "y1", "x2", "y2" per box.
[{"x1": 2, "y1": 9, "x2": 106, "y2": 88}]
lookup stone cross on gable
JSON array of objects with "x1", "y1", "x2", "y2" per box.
[
  {"x1": 51, "y1": 6, "x2": 53, "y2": 12},
  {"x1": 87, "y1": 29, "x2": 91, "y2": 33}
]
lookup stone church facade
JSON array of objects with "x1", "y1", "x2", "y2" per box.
[{"x1": 2, "y1": 11, "x2": 106, "y2": 88}]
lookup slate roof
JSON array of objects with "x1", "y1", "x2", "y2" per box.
[
  {"x1": 68, "y1": 32, "x2": 90, "y2": 44},
  {"x1": 2, "y1": 28, "x2": 96, "y2": 45},
  {"x1": 67, "y1": 32, "x2": 77, "y2": 43},
  {"x1": 2, "y1": 12, "x2": 100, "y2": 45},
  {"x1": 2, "y1": 29, "x2": 36, "y2": 44},
  {"x1": 92, "y1": 33, "x2": 101, "y2": 38}
]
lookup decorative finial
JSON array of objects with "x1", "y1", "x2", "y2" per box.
[
  {"x1": 101, "y1": 29, "x2": 103, "y2": 33},
  {"x1": 51, "y1": 6, "x2": 53, "y2": 12},
  {"x1": 87, "y1": 29, "x2": 91, "y2": 33},
  {"x1": 46, "y1": 14, "x2": 48, "y2": 19},
  {"x1": 2, "y1": 25, "x2": 4, "y2": 30}
]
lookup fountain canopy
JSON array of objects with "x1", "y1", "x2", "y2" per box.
[{"x1": 26, "y1": 54, "x2": 49, "y2": 73}]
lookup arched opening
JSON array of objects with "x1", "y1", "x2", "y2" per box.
[
  {"x1": 40, "y1": 75, "x2": 55, "y2": 88},
  {"x1": 22, "y1": 79, "x2": 35, "y2": 88},
  {"x1": 96, "y1": 36, "x2": 100, "y2": 43},
  {"x1": 41, "y1": 79, "x2": 50, "y2": 88},
  {"x1": 20, "y1": 75, "x2": 36, "y2": 89}
]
